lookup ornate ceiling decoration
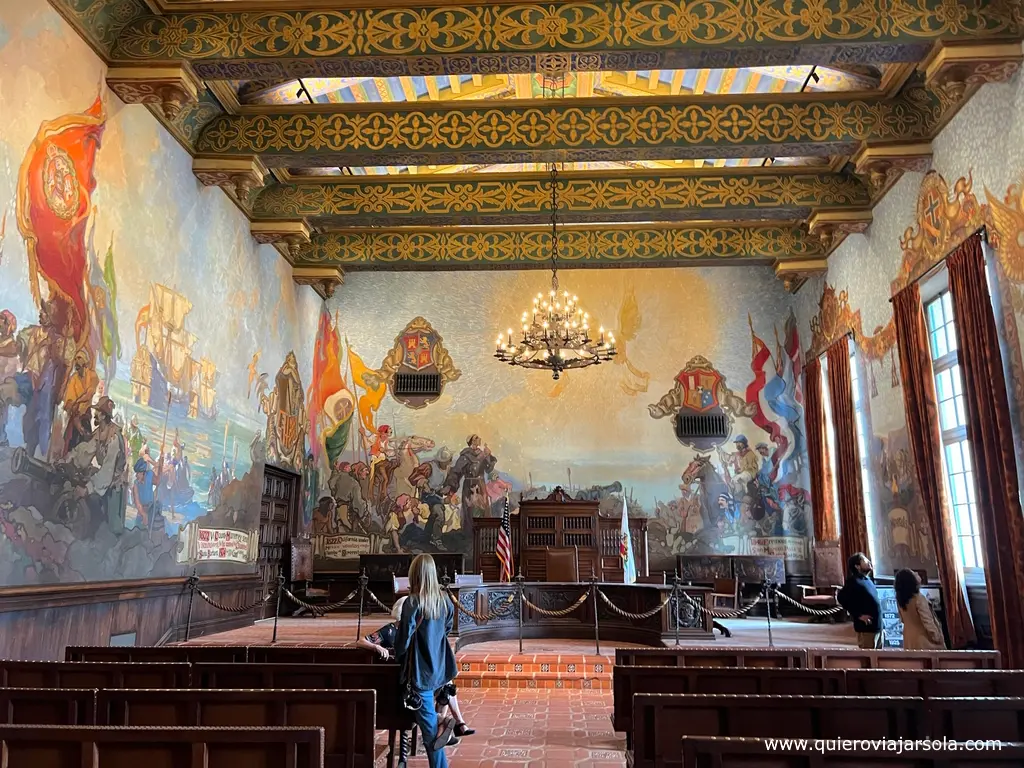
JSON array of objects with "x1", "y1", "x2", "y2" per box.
[{"x1": 47, "y1": 0, "x2": 1024, "y2": 289}]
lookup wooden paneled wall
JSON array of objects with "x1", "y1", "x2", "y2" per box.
[{"x1": 0, "y1": 574, "x2": 261, "y2": 660}]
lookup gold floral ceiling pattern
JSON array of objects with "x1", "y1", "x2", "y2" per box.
[{"x1": 50, "y1": 0, "x2": 1024, "y2": 287}]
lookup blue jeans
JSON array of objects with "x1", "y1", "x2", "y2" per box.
[{"x1": 412, "y1": 687, "x2": 449, "y2": 768}]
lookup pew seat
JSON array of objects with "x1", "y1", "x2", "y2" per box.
[
  {"x1": 809, "y1": 649, "x2": 1001, "y2": 670},
  {"x1": 681, "y1": 736, "x2": 1024, "y2": 768},
  {"x1": 0, "y1": 687, "x2": 96, "y2": 725},
  {"x1": 631, "y1": 694, "x2": 925, "y2": 768},
  {"x1": 0, "y1": 661, "x2": 190, "y2": 689},
  {"x1": 65, "y1": 645, "x2": 374, "y2": 665},
  {"x1": 929, "y1": 697, "x2": 1024, "y2": 742},
  {"x1": 846, "y1": 669, "x2": 1024, "y2": 697},
  {"x1": 97, "y1": 687, "x2": 377, "y2": 768},
  {"x1": 615, "y1": 647, "x2": 807, "y2": 668},
  {"x1": 193, "y1": 663, "x2": 412, "y2": 732},
  {"x1": 613, "y1": 666, "x2": 846, "y2": 739},
  {"x1": 0, "y1": 724, "x2": 324, "y2": 768}
]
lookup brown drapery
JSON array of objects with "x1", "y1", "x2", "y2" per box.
[
  {"x1": 947, "y1": 235, "x2": 1024, "y2": 666},
  {"x1": 826, "y1": 340, "x2": 870, "y2": 564},
  {"x1": 803, "y1": 357, "x2": 838, "y2": 542},
  {"x1": 892, "y1": 281, "x2": 976, "y2": 648}
]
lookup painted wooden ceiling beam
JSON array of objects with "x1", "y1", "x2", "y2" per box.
[
  {"x1": 193, "y1": 86, "x2": 948, "y2": 167},
  {"x1": 290, "y1": 222, "x2": 826, "y2": 270},
  {"x1": 57, "y1": 0, "x2": 1020, "y2": 81},
  {"x1": 250, "y1": 171, "x2": 870, "y2": 227}
]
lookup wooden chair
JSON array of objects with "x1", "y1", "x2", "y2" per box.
[
  {"x1": 545, "y1": 546, "x2": 579, "y2": 582},
  {"x1": 797, "y1": 540, "x2": 844, "y2": 620},
  {"x1": 709, "y1": 578, "x2": 739, "y2": 612}
]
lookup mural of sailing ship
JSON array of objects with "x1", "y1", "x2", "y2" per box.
[{"x1": 130, "y1": 284, "x2": 218, "y2": 420}]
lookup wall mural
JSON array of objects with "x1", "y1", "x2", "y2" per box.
[
  {"x1": 304, "y1": 270, "x2": 812, "y2": 573},
  {"x1": 803, "y1": 169, "x2": 1024, "y2": 577},
  {"x1": 0, "y1": 50, "x2": 314, "y2": 586}
]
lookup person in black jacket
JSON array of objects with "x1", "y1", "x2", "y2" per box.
[{"x1": 837, "y1": 552, "x2": 882, "y2": 648}]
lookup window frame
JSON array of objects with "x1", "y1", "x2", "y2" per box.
[{"x1": 921, "y1": 274, "x2": 985, "y2": 577}]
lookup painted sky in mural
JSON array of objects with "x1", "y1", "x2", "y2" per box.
[
  {"x1": 308, "y1": 268, "x2": 811, "y2": 571},
  {"x1": 0, "y1": 0, "x2": 317, "y2": 586}
]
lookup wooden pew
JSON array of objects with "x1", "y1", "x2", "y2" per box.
[
  {"x1": 809, "y1": 648, "x2": 1001, "y2": 669},
  {"x1": 65, "y1": 645, "x2": 375, "y2": 665},
  {"x1": 681, "y1": 736, "x2": 1024, "y2": 768},
  {"x1": 613, "y1": 666, "x2": 846, "y2": 739},
  {"x1": 847, "y1": 669, "x2": 1024, "y2": 697},
  {"x1": 929, "y1": 697, "x2": 1024, "y2": 742},
  {"x1": 0, "y1": 688, "x2": 96, "y2": 725},
  {"x1": 192, "y1": 663, "x2": 412, "y2": 732},
  {"x1": 245, "y1": 646, "x2": 375, "y2": 665},
  {"x1": 614, "y1": 647, "x2": 807, "y2": 668},
  {"x1": 632, "y1": 694, "x2": 926, "y2": 768},
  {"x1": 66, "y1": 645, "x2": 245, "y2": 663},
  {"x1": 0, "y1": 661, "x2": 191, "y2": 689},
  {"x1": 97, "y1": 688, "x2": 376, "y2": 768},
  {"x1": 0, "y1": 724, "x2": 324, "y2": 768}
]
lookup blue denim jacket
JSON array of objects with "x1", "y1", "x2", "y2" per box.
[{"x1": 394, "y1": 594, "x2": 457, "y2": 693}]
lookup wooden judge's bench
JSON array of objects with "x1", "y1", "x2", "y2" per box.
[{"x1": 472, "y1": 489, "x2": 649, "y2": 581}]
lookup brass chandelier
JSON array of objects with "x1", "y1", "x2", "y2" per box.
[{"x1": 494, "y1": 161, "x2": 616, "y2": 380}]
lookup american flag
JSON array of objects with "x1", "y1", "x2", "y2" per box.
[{"x1": 496, "y1": 493, "x2": 514, "y2": 582}]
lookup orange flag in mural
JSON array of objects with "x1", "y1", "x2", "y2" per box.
[
  {"x1": 347, "y1": 345, "x2": 386, "y2": 434},
  {"x1": 16, "y1": 95, "x2": 106, "y2": 339},
  {"x1": 307, "y1": 305, "x2": 355, "y2": 464}
]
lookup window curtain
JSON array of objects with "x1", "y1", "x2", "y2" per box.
[
  {"x1": 892, "y1": 281, "x2": 976, "y2": 648},
  {"x1": 825, "y1": 340, "x2": 870, "y2": 563},
  {"x1": 947, "y1": 235, "x2": 1024, "y2": 666},
  {"x1": 804, "y1": 357, "x2": 838, "y2": 542}
]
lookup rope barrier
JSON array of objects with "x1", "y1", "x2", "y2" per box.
[
  {"x1": 195, "y1": 587, "x2": 276, "y2": 614},
  {"x1": 363, "y1": 586, "x2": 394, "y2": 614},
  {"x1": 520, "y1": 590, "x2": 589, "y2": 617},
  {"x1": 279, "y1": 586, "x2": 360, "y2": 616},
  {"x1": 596, "y1": 588, "x2": 672, "y2": 620},
  {"x1": 774, "y1": 586, "x2": 847, "y2": 617}
]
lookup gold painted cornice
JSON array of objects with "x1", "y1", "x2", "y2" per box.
[
  {"x1": 807, "y1": 208, "x2": 873, "y2": 253},
  {"x1": 293, "y1": 222, "x2": 823, "y2": 270},
  {"x1": 251, "y1": 220, "x2": 312, "y2": 260},
  {"x1": 293, "y1": 265, "x2": 345, "y2": 299},
  {"x1": 921, "y1": 39, "x2": 1024, "y2": 101},
  {"x1": 853, "y1": 141, "x2": 933, "y2": 198},
  {"x1": 193, "y1": 156, "x2": 269, "y2": 201},
  {"x1": 106, "y1": 64, "x2": 202, "y2": 120},
  {"x1": 251, "y1": 172, "x2": 869, "y2": 226},
  {"x1": 774, "y1": 257, "x2": 829, "y2": 294}
]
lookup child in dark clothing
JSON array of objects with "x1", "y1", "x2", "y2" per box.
[{"x1": 359, "y1": 596, "x2": 474, "y2": 758}]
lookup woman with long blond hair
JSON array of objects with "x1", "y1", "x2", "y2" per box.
[{"x1": 394, "y1": 553, "x2": 458, "y2": 767}]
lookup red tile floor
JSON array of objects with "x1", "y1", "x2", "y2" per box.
[
  {"x1": 187, "y1": 616, "x2": 856, "y2": 767},
  {"x1": 387, "y1": 689, "x2": 625, "y2": 768}
]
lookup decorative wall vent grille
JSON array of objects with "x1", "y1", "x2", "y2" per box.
[
  {"x1": 675, "y1": 412, "x2": 729, "y2": 441},
  {"x1": 393, "y1": 372, "x2": 442, "y2": 397}
]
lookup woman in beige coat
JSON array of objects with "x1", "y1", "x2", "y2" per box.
[{"x1": 895, "y1": 569, "x2": 946, "y2": 650}]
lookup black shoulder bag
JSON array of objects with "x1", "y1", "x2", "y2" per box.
[{"x1": 401, "y1": 614, "x2": 424, "y2": 712}]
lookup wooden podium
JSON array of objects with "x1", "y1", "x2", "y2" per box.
[{"x1": 519, "y1": 488, "x2": 600, "y2": 580}]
